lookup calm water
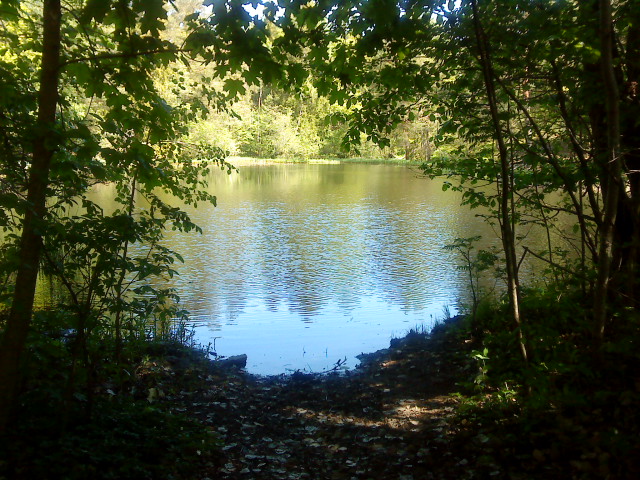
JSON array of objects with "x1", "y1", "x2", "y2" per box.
[{"x1": 77, "y1": 163, "x2": 554, "y2": 374}]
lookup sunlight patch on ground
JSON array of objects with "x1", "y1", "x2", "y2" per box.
[{"x1": 287, "y1": 394, "x2": 456, "y2": 434}]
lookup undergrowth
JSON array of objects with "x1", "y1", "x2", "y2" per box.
[
  {"x1": 451, "y1": 284, "x2": 640, "y2": 479},
  {"x1": 0, "y1": 310, "x2": 222, "y2": 480}
]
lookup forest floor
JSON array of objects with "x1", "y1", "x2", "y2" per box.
[
  {"x1": 8, "y1": 315, "x2": 634, "y2": 479},
  {"x1": 141, "y1": 319, "x2": 546, "y2": 480}
]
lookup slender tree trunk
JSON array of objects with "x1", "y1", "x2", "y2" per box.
[
  {"x1": 495, "y1": 75, "x2": 599, "y2": 260},
  {"x1": 114, "y1": 173, "x2": 138, "y2": 364},
  {"x1": 593, "y1": 0, "x2": 623, "y2": 341},
  {"x1": 470, "y1": 0, "x2": 528, "y2": 362},
  {"x1": 0, "y1": 0, "x2": 62, "y2": 431},
  {"x1": 550, "y1": 60, "x2": 603, "y2": 232},
  {"x1": 620, "y1": 20, "x2": 640, "y2": 307}
]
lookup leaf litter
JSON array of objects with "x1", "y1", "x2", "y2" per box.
[
  {"x1": 140, "y1": 321, "x2": 505, "y2": 480},
  {"x1": 146, "y1": 320, "x2": 618, "y2": 479}
]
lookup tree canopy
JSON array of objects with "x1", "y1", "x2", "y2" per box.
[
  {"x1": 0, "y1": 1, "x2": 639, "y2": 476},
  {"x1": 266, "y1": 0, "x2": 640, "y2": 341},
  {"x1": 0, "y1": 0, "x2": 278, "y2": 428}
]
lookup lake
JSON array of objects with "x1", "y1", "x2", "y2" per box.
[{"x1": 81, "y1": 162, "x2": 555, "y2": 374}]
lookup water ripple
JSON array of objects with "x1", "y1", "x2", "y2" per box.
[{"x1": 78, "y1": 163, "x2": 557, "y2": 374}]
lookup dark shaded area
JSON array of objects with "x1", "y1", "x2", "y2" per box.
[{"x1": 2, "y1": 316, "x2": 639, "y2": 479}]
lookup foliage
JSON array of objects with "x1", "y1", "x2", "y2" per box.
[
  {"x1": 266, "y1": 0, "x2": 640, "y2": 411},
  {"x1": 1, "y1": 0, "x2": 640, "y2": 476},
  {"x1": 450, "y1": 283, "x2": 640, "y2": 478},
  {"x1": 0, "y1": 0, "x2": 280, "y2": 433},
  {"x1": 0, "y1": 304, "x2": 220, "y2": 478},
  {"x1": 444, "y1": 236, "x2": 498, "y2": 328}
]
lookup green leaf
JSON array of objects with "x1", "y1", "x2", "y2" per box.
[
  {"x1": 223, "y1": 78, "x2": 246, "y2": 98},
  {"x1": 81, "y1": 0, "x2": 113, "y2": 24}
]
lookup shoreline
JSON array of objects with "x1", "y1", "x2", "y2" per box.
[
  {"x1": 226, "y1": 155, "x2": 424, "y2": 167},
  {"x1": 7, "y1": 310, "x2": 631, "y2": 479},
  {"x1": 208, "y1": 316, "x2": 465, "y2": 380},
  {"x1": 157, "y1": 313, "x2": 476, "y2": 479}
]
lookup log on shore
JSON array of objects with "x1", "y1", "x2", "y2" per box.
[{"x1": 215, "y1": 354, "x2": 247, "y2": 369}]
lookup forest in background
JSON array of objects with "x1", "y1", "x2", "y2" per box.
[
  {"x1": 1, "y1": 0, "x2": 639, "y2": 478},
  {"x1": 146, "y1": 0, "x2": 436, "y2": 161}
]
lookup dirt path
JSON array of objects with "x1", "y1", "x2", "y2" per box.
[{"x1": 156, "y1": 323, "x2": 485, "y2": 480}]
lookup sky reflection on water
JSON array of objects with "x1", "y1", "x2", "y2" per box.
[
  {"x1": 35, "y1": 163, "x2": 566, "y2": 374},
  {"x1": 150, "y1": 163, "x2": 481, "y2": 374}
]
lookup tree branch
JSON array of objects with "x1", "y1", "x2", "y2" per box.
[
  {"x1": 493, "y1": 75, "x2": 598, "y2": 258},
  {"x1": 60, "y1": 47, "x2": 192, "y2": 68}
]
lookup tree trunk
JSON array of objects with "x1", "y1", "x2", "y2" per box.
[
  {"x1": 0, "y1": 0, "x2": 62, "y2": 431},
  {"x1": 114, "y1": 173, "x2": 138, "y2": 364},
  {"x1": 593, "y1": 0, "x2": 623, "y2": 341},
  {"x1": 619, "y1": 19, "x2": 640, "y2": 307},
  {"x1": 470, "y1": 0, "x2": 528, "y2": 362}
]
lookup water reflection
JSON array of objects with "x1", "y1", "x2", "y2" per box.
[{"x1": 75, "y1": 163, "x2": 554, "y2": 374}]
